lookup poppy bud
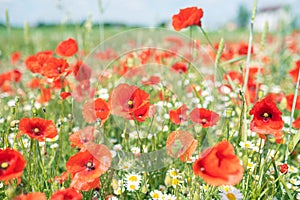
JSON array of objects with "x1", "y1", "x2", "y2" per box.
[
  {"x1": 279, "y1": 163, "x2": 288, "y2": 174},
  {"x1": 164, "y1": 174, "x2": 172, "y2": 187}
]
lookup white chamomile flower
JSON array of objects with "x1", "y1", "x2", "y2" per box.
[
  {"x1": 150, "y1": 190, "x2": 163, "y2": 200},
  {"x1": 289, "y1": 165, "x2": 299, "y2": 173},
  {"x1": 162, "y1": 193, "x2": 176, "y2": 200},
  {"x1": 50, "y1": 143, "x2": 59, "y2": 149},
  {"x1": 171, "y1": 176, "x2": 183, "y2": 188},
  {"x1": 296, "y1": 193, "x2": 300, "y2": 200},
  {"x1": 168, "y1": 168, "x2": 180, "y2": 178},
  {"x1": 125, "y1": 181, "x2": 140, "y2": 192},
  {"x1": 219, "y1": 186, "x2": 243, "y2": 200},
  {"x1": 239, "y1": 141, "x2": 254, "y2": 150},
  {"x1": 201, "y1": 184, "x2": 209, "y2": 191},
  {"x1": 290, "y1": 177, "x2": 300, "y2": 186},
  {"x1": 107, "y1": 196, "x2": 118, "y2": 200},
  {"x1": 125, "y1": 172, "x2": 142, "y2": 184},
  {"x1": 130, "y1": 147, "x2": 140, "y2": 155},
  {"x1": 246, "y1": 159, "x2": 256, "y2": 172}
]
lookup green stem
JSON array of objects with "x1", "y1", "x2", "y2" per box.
[
  {"x1": 243, "y1": 0, "x2": 257, "y2": 92},
  {"x1": 199, "y1": 26, "x2": 216, "y2": 53}
]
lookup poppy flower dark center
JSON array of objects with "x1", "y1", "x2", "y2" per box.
[
  {"x1": 33, "y1": 127, "x2": 40, "y2": 135},
  {"x1": 260, "y1": 112, "x2": 272, "y2": 121},
  {"x1": 86, "y1": 160, "x2": 95, "y2": 170},
  {"x1": 0, "y1": 162, "x2": 9, "y2": 169},
  {"x1": 179, "y1": 114, "x2": 183, "y2": 121},
  {"x1": 127, "y1": 100, "x2": 134, "y2": 109},
  {"x1": 201, "y1": 118, "x2": 207, "y2": 124}
]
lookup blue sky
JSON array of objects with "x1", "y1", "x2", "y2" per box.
[{"x1": 0, "y1": 0, "x2": 299, "y2": 29}]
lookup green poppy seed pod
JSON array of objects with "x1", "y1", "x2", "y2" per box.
[
  {"x1": 5, "y1": 186, "x2": 15, "y2": 199},
  {"x1": 10, "y1": 120, "x2": 19, "y2": 128},
  {"x1": 32, "y1": 108, "x2": 37, "y2": 116},
  {"x1": 164, "y1": 174, "x2": 172, "y2": 187},
  {"x1": 15, "y1": 96, "x2": 20, "y2": 103},
  {"x1": 141, "y1": 184, "x2": 148, "y2": 194},
  {"x1": 10, "y1": 120, "x2": 16, "y2": 127},
  {"x1": 258, "y1": 90, "x2": 264, "y2": 99},
  {"x1": 288, "y1": 140, "x2": 295, "y2": 153},
  {"x1": 125, "y1": 132, "x2": 129, "y2": 140},
  {"x1": 225, "y1": 108, "x2": 232, "y2": 117},
  {"x1": 10, "y1": 106, "x2": 15, "y2": 114}
]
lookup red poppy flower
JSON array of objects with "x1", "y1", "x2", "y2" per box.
[
  {"x1": 169, "y1": 104, "x2": 188, "y2": 125},
  {"x1": 0, "y1": 148, "x2": 26, "y2": 182},
  {"x1": 138, "y1": 48, "x2": 155, "y2": 64},
  {"x1": 293, "y1": 116, "x2": 300, "y2": 129},
  {"x1": 285, "y1": 94, "x2": 300, "y2": 112},
  {"x1": 51, "y1": 171, "x2": 69, "y2": 184},
  {"x1": 60, "y1": 92, "x2": 71, "y2": 100},
  {"x1": 141, "y1": 76, "x2": 160, "y2": 86},
  {"x1": 72, "y1": 80, "x2": 96, "y2": 102},
  {"x1": 55, "y1": 38, "x2": 78, "y2": 57},
  {"x1": 216, "y1": 43, "x2": 234, "y2": 61},
  {"x1": 110, "y1": 83, "x2": 151, "y2": 122},
  {"x1": 279, "y1": 164, "x2": 288, "y2": 174},
  {"x1": 288, "y1": 60, "x2": 300, "y2": 83},
  {"x1": 13, "y1": 192, "x2": 46, "y2": 200},
  {"x1": 69, "y1": 126, "x2": 95, "y2": 149},
  {"x1": 11, "y1": 51, "x2": 21, "y2": 65},
  {"x1": 27, "y1": 78, "x2": 40, "y2": 89},
  {"x1": 18, "y1": 118, "x2": 58, "y2": 141},
  {"x1": 50, "y1": 188, "x2": 82, "y2": 200},
  {"x1": 237, "y1": 42, "x2": 254, "y2": 55},
  {"x1": 172, "y1": 7, "x2": 204, "y2": 31},
  {"x1": 7, "y1": 69, "x2": 22, "y2": 83},
  {"x1": 171, "y1": 62, "x2": 188, "y2": 74},
  {"x1": 94, "y1": 48, "x2": 118, "y2": 61},
  {"x1": 82, "y1": 98, "x2": 110, "y2": 124},
  {"x1": 166, "y1": 130, "x2": 198, "y2": 162},
  {"x1": 193, "y1": 140, "x2": 244, "y2": 186},
  {"x1": 190, "y1": 108, "x2": 220, "y2": 127},
  {"x1": 165, "y1": 36, "x2": 184, "y2": 48},
  {"x1": 25, "y1": 50, "x2": 54, "y2": 73},
  {"x1": 41, "y1": 57, "x2": 70, "y2": 78},
  {"x1": 73, "y1": 61, "x2": 92, "y2": 82},
  {"x1": 265, "y1": 93, "x2": 284, "y2": 104},
  {"x1": 249, "y1": 96, "x2": 284, "y2": 143},
  {"x1": 224, "y1": 70, "x2": 243, "y2": 85},
  {"x1": 71, "y1": 176, "x2": 100, "y2": 191},
  {"x1": 39, "y1": 86, "x2": 52, "y2": 104},
  {"x1": 66, "y1": 143, "x2": 112, "y2": 191}
]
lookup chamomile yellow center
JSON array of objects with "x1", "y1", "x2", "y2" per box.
[{"x1": 226, "y1": 193, "x2": 236, "y2": 200}]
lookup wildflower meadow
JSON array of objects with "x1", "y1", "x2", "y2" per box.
[{"x1": 0, "y1": 1, "x2": 300, "y2": 200}]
